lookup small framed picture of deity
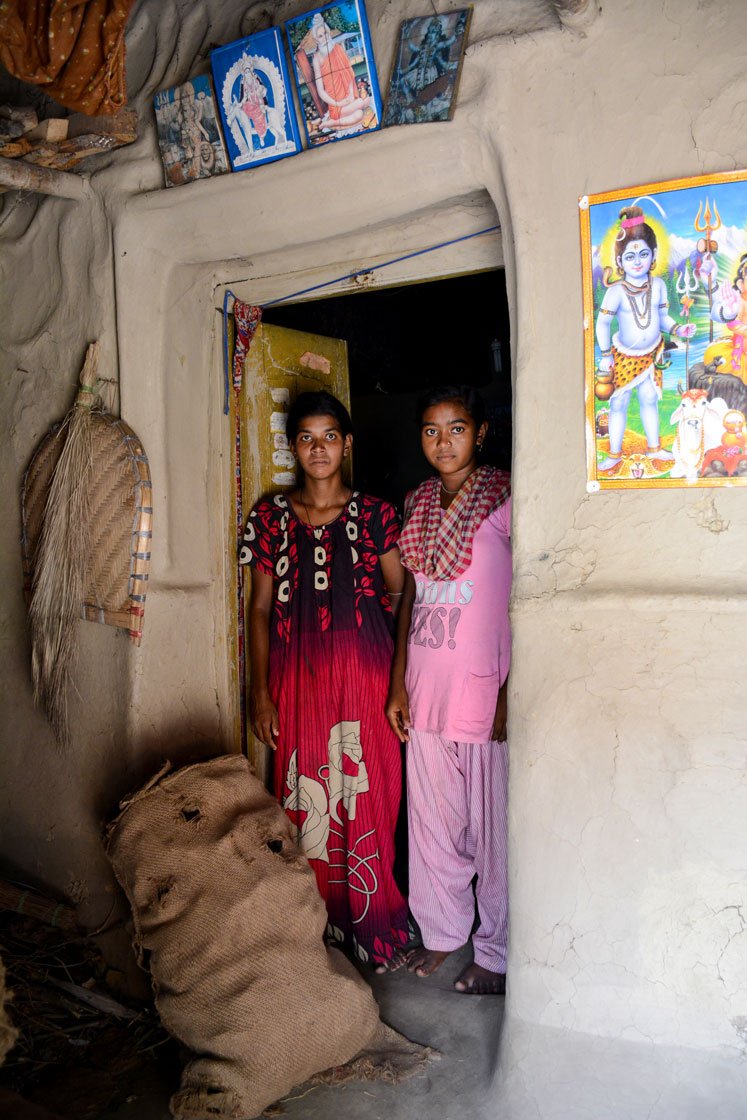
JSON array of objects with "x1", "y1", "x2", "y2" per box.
[
  {"x1": 153, "y1": 74, "x2": 229, "y2": 187},
  {"x1": 580, "y1": 169, "x2": 747, "y2": 490},
  {"x1": 383, "y1": 9, "x2": 472, "y2": 127},
  {"x1": 285, "y1": 0, "x2": 382, "y2": 148},
  {"x1": 210, "y1": 28, "x2": 302, "y2": 171}
]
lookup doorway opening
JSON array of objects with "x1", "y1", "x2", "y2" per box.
[
  {"x1": 261, "y1": 268, "x2": 512, "y2": 511},
  {"x1": 223, "y1": 261, "x2": 512, "y2": 780},
  {"x1": 257, "y1": 267, "x2": 512, "y2": 895}
]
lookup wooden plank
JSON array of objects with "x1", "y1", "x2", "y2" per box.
[
  {"x1": 25, "y1": 118, "x2": 69, "y2": 143},
  {"x1": 17, "y1": 128, "x2": 136, "y2": 172},
  {"x1": 0, "y1": 155, "x2": 91, "y2": 199},
  {"x1": 18, "y1": 143, "x2": 58, "y2": 167},
  {"x1": 66, "y1": 106, "x2": 137, "y2": 142},
  {"x1": 0, "y1": 136, "x2": 33, "y2": 159},
  {"x1": 0, "y1": 119, "x2": 24, "y2": 141},
  {"x1": 1, "y1": 130, "x2": 133, "y2": 168},
  {"x1": 0, "y1": 104, "x2": 38, "y2": 131},
  {"x1": 46, "y1": 978, "x2": 139, "y2": 1021},
  {"x1": 23, "y1": 133, "x2": 120, "y2": 171}
]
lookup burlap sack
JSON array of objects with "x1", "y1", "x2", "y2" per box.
[{"x1": 105, "y1": 755, "x2": 384, "y2": 1120}]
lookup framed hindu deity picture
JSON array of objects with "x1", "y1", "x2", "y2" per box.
[
  {"x1": 580, "y1": 169, "x2": 747, "y2": 490},
  {"x1": 383, "y1": 8, "x2": 472, "y2": 127},
  {"x1": 210, "y1": 28, "x2": 302, "y2": 171},
  {"x1": 153, "y1": 74, "x2": 229, "y2": 187},
  {"x1": 285, "y1": 0, "x2": 382, "y2": 148}
]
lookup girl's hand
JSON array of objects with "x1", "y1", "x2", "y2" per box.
[
  {"x1": 386, "y1": 684, "x2": 411, "y2": 743},
  {"x1": 251, "y1": 692, "x2": 279, "y2": 749},
  {"x1": 491, "y1": 683, "x2": 508, "y2": 743}
]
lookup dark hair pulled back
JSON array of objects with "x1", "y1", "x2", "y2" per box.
[
  {"x1": 416, "y1": 384, "x2": 486, "y2": 428},
  {"x1": 286, "y1": 391, "x2": 353, "y2": 443}
]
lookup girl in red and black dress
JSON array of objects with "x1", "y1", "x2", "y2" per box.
[{"x1": 240, "y1": 391, "x2": 408, "y2": 969}]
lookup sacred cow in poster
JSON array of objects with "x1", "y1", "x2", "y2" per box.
[{"x1": 580, "y1": 170, "x2": 747, "y2": 489}]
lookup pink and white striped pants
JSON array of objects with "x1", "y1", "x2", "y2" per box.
[{"x1": 406, "y1": 729, "x2": 509, "y2": 972}]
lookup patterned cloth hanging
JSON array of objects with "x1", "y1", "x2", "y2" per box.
[
  {"x1": 228, "y1": 299, "x2": 263, "y2": 748},
  {"x1": 0, "y1": 0, "x2": 134, "y2": 115}
]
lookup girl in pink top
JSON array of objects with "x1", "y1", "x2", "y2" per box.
[{"x1": 386, "y1": 386, "x2": 511, "y2": 994}]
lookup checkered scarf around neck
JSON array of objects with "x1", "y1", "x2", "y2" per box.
[{"x1": 399, "y1": 465, "x2": 511, "y2": 580}]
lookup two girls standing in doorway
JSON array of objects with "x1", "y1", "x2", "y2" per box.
[{"x1": 243, "y1": 384, "x2": 511, "y2": 993}]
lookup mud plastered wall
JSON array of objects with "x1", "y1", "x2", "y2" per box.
[
  {"x1": 488, "y1": 1, "x2": 747, "y2": 1115},
  {"x1": 2, "y1": 0, "x2": 747, "y2": 1116}
]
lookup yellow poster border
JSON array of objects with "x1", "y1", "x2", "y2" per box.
[{"x1": 580, "y1": 168, "x2": 747, "y2": 491}]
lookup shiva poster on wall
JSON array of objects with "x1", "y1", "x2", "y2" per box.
[
  {"x1": 580, "y1": 170, "x2": 747, "y2": 490},
  {"x1": 285, "y1": 0, "x2": 382, "y2": 148},
  {"x1": 383, "y1": 9, "x2": 472, "y2": 127},
  {"x1": 210, "y1": 28, "x2": 302, "y2": 171}
]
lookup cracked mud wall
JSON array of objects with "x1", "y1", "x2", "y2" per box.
[{"x1": 1, "y1": 0, "x2": 747, "y2": 1116}]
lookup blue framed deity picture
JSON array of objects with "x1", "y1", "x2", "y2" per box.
[
  {"x1": 580, "y1": 169, "x2": 747, "y2": 490},
  {"x1": 285, "y1": 0, "x2": 382, "y2": 148},
  {"x1": 210, "y1": 28, "x2": 302, "y2": 171}
]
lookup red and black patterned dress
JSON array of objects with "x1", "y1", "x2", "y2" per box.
[{"x1": 240, "y1": 491, "x2": 408, "y2": 966}]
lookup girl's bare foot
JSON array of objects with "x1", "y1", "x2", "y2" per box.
[
  {"x1": 454, "y1": 963, "x2": 506, "y2": 994},
  {"x1": 406, "y1": 946, "x2": 452, "y2": 977},
  {"x1": 374, "y1": 949, "x2": 408, "y2": 974}
]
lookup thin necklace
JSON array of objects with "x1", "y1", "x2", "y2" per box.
[
  {"x1": 441, "y1": 466, "x2": 478, "y2": 495},
  {"x1": 299, "y1": 486, "x2": 350, "y2": 526}
]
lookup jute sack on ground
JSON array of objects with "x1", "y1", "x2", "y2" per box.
[{"x1": 105, "y1": 754, "x2": 386, "y2": 1119}]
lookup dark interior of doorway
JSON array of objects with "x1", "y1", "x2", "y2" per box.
[
  {"x1": 263, "y1": 269, "x2": 512, "y2": 512},
  {"x1": 264, "y1": 269, "x2": 512, "y2": 893}
]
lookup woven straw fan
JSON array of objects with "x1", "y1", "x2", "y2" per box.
[{"x1": 21, "y1": 343, "x2": 152, "y2": 745}]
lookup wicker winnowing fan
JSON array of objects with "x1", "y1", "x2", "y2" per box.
[{"x1": 21, "y1": 343, "x2": 152, "y2": 744}]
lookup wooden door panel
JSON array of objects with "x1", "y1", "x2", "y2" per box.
[
  {"x1": 241, "y1": 323, "x2": 349, "y2": 506},
  {"x1": 235, "y1": 322, "x2": 350, "y2": 780}
]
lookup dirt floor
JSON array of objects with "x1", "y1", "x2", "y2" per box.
[
  {"x1": 98, "y1": 946, "x2": 504, "y2": 1120},
  {"x1": 0, "y1": 906, "x2": 503, "y2": 1120}
]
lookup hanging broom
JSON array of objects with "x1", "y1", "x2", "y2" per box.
[{"x1": 28, "y1": 342, "x2": 101, "y2": 746}]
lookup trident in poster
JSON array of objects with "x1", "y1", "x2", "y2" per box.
[
  {"x1": 676, "y1": 261, "x2": 698, "y2": 381},
  {"x1": 694, "y1": 197, "x2": 722, "y2": 341}
]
